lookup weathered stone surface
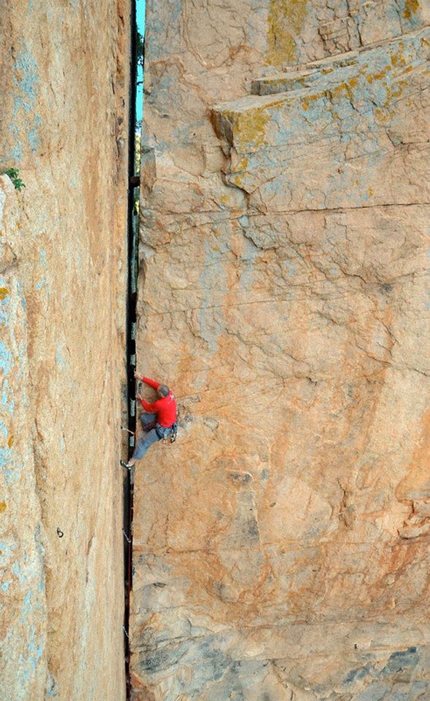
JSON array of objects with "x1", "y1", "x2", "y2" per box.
[
  {"x1": 1, "y1": 2, "x2": 130, "y2": 699},
  {"x1": 212, "y1": 29, "x2": 429, "y2": 210},
  {"x1": 0, "y1": 175, "x2": 48, "y2": 698},
  {"x1": 133, "y1": 0, "x2": 430, "y2": 699}
]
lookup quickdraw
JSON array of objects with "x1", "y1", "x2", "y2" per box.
[{"x1": 170, "y1": 422, "x2": 178, "y2": 443}]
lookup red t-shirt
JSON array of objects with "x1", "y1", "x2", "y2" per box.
[{"x1": 139, "y1": 377, "x2": 177, "y2": 427}]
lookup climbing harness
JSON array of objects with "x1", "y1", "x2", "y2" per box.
[
  {"x1": 155, "y1": 422, "x2": 177, "y2": 444},
  {"x1": 122, "y1": 422, "x2": 178, "y2": 445}
]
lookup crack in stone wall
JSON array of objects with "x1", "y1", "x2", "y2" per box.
[{"x1": 132, "y1": 1, "x2": 430, "y2": 699}]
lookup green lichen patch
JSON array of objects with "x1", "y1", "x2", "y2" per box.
[
  {"x1": 235, "y1": 109, "x2": 271, "y2": 148},
  {"x1": 267, "y1": 0, "x2": 309, "y2": 67},
  {"x1": 403, "y1": 0, "x2": 420, "y2": 19}
]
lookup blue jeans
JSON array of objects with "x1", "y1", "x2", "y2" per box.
[{"x1": 132, "y1": 413, "x2": 172, "y2": 461}]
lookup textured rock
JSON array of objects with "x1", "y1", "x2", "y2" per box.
[
  {"x1": 0, "y1": 175, "x2": 48, "y2": 698},
  {"x1": 133, "y1": 0, "x2": 430, "y2": 699},
  {"x1": 0, "y1": 2, "x2": 130, "y2": 699}
]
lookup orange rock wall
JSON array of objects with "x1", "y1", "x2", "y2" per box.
[
  {"x1": 1, "y1": 2, "x2": 130, "y2": 699},
  {"x1": 132, "y1": 1, "x2": 429, "y2": 699}
]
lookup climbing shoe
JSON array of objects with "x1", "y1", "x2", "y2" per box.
[{"x1": 120, "y1": 460, "x2": 132, "y2": 471}]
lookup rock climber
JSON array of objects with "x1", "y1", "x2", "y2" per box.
[{"x1": 120, "y1": 372, "x2": 177, "y2": 470}]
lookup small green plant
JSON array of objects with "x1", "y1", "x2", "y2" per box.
[{"x1": 2, "y1": 168, "x2": 25, "y2": 191}]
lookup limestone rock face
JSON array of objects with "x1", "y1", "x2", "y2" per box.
[
  {"x1": 133, "y1": 0, "x2": 430, "y2": 699},
  {"x1": 1, "y1": 2, "x2": 129, "y2": 699}
]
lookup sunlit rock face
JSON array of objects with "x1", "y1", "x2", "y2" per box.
[
  {"x1": 132, "y1": 1, "x2": 430, "y2": 699},
  {"x1": 1, "y1": 2, "x2": 129, "y2": 699}
]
